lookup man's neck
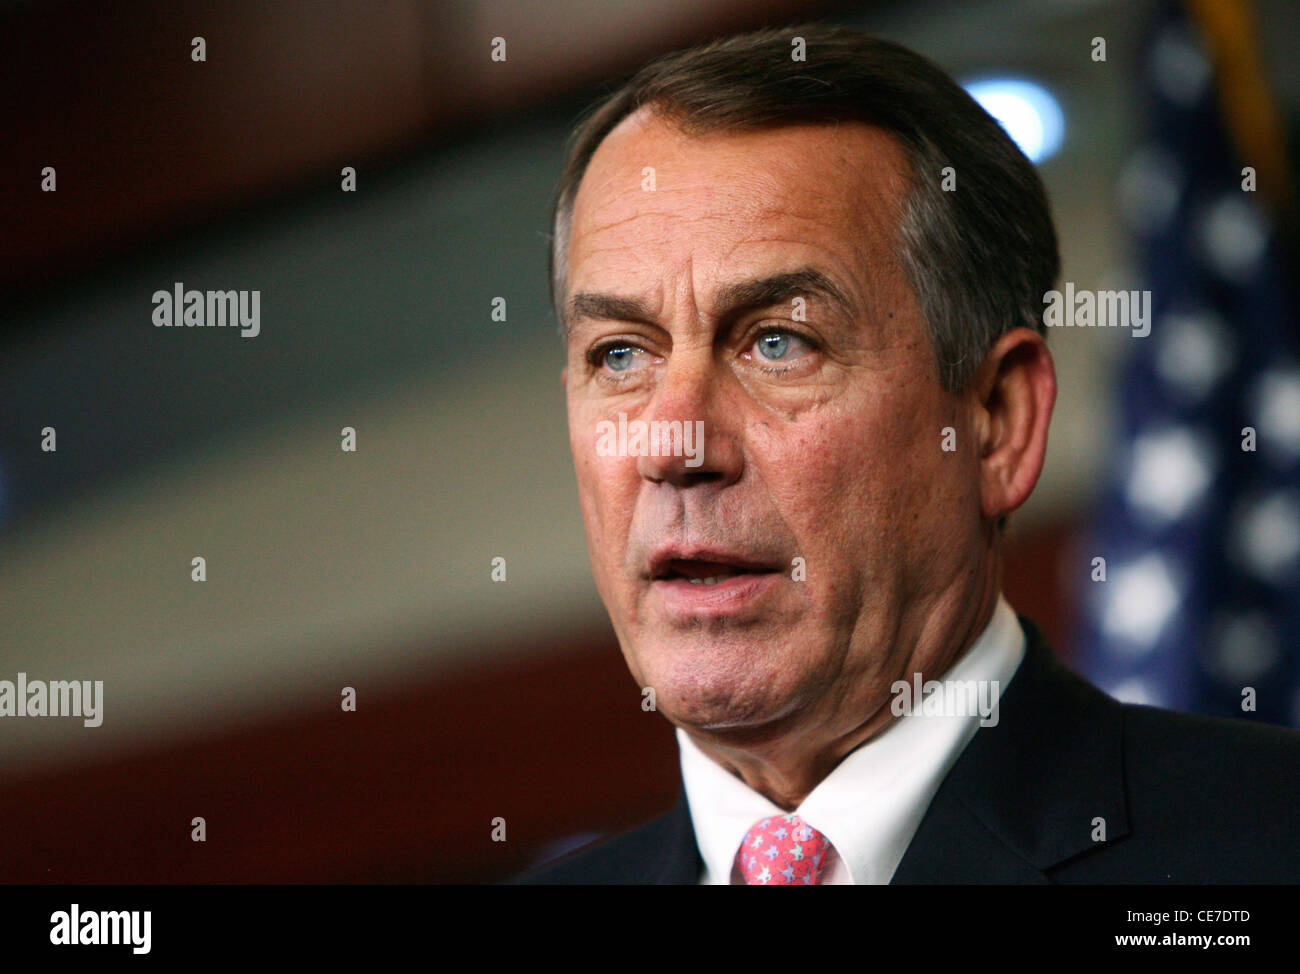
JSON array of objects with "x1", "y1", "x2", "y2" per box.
[{"x1": 682, "y1": 576, "x2": 1003, "y2": 810}]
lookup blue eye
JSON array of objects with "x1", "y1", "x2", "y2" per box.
[
  {"x1": 603, "y1": 344, "x2": 638, "y2": 371},
  {"x1": 592, "y1": 341, "x2": 656, "y2": 377},
  {"x1": 757, "y1": 333, "x2": 791, "y2": 360},
  {"x1": 749, "y1": 330, "x2": 812, "y2": 369}
]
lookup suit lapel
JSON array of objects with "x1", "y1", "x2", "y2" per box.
[
  {"x1": 647, "y1": 788, "x2": 702, "y2": 883},
  {"x1": 892, "y1": 617, "x2": 1130, "y2": 883}
]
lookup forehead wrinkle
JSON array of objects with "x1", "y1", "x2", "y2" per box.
[
  {"x1": 579, "y1": 189, "x2": 736, "y2": 242},
  {"x1": 572, "y1": 185, "x2": 733, "y2": 275},
  {"x1": 564, "y1": 118, "x2": 913, "y2": 340},
  {"x1": 578, "y1": 155, "x2": 779, "y2": 241}
]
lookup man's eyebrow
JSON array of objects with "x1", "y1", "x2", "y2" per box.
[
  {"x1": 566, "y1": 293, "x2": 654, "y2": 333},
  {"x1": 564, "y1": 267, "x2": 854, "y2": 338},
  {"x1": 713, "y1": 268, "x2": 854, "y2": 319}
]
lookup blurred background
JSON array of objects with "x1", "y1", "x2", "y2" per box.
[{"x1": 3, "y1": 0, "x2": 1298, "y2": 883}]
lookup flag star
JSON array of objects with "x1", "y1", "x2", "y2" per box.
[
  {"x1": 1199, "y1": 194, "x2": 1268, "y2": 283},
  {"x1": 1125, "y1": 427, "x2": 1214, "y2": 526},
  {"x1": 1118, "y1": 145, "x2": 1182, "y2": 234},
  {"x1": 1102, "y1": 552, "x2": 1181, "y2": 649},
  {"x1": 789, "y1": 844, "x2": 804, "y2": 861},
  {"x1": 782, "y1": 865, "x2": 796, "y2": 881},
  {"x1": 757, "y1": 866, "x2": 771, "y2": 884},
  {"x1": 1150, "y1": 24, "x2": 1211, "y2": 108},
  {"x1": 1207, "y1": 612, "x2": 1279, "y2": 682},
  {"x1": 764, "y1": 844, "x2": 779, "y2": 860},
  {"x1": 774, "y1": 827, "x2": 788, "y2": 839},
  {"x1": 1107, "y1": 677, "x2": 1163, "y2": 708},
  {"x1": 1230, "y1": 491, "x2": 1300, "y2": 582},
  {"x1": 1251, "y1": 368, "x2": 1300, "y2": 463},
  {"x1": 1154, "y1": 311, "x2": 1233, "y2": 402}
]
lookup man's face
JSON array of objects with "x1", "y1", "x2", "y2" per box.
[{"x1": 562, "y1": 109, "x2": 985, "y2": 741}]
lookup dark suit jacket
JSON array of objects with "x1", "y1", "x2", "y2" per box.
[{"x1": 517, "y1": 617, "x2": 1300, "y2": 883}]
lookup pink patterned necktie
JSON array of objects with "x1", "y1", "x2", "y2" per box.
[{"x1": 734, "y1": 813, "x2": 832, "y2": 885}]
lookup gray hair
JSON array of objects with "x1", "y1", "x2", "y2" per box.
[{"x1": 549, "y1": 23, "x2": 1059, "y2": 392}]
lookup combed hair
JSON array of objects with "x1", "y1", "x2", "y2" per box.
[{"x1": 549, "y1": 23, "x2": 1060, "y2": 391}]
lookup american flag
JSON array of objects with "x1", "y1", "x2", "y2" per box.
[{"x1": 1074, "y1": 0, "x2": 1300, "y2": 727}]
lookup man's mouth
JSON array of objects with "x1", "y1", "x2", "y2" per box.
[
  {"x1": 667, "y1": 560, "x2": 764, "y2": 585},
  {"x1": 645, "y1": 548, "x2": 785, "y2": 615},
  {"x1": 649, "y1": 550, "x2": 782, "y2": 582}
]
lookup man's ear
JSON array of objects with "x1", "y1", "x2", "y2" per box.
[{"x1": 969, "y1": 327, "x2": 1056, "y2": 522}]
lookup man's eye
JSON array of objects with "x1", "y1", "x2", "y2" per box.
[
  {"x1": 594, "y1": 342, "x2": 645, "y2": 374},
  {"x1": 749, "y1": 330, "x2": 812, "y2": 364}
]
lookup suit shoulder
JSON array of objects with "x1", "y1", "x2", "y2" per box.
[
  {"x1": 1118, "y1": 704, "x2": 1300, "y2": 848},
  {"x1": 1120, "y1": 702, "x2": 1300, "y2": 777},
  {"x1": 513, "y1": 809, "x2": 689, "y2": 885}
]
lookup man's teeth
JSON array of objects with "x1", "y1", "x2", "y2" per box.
[{"x1": 687, "y1": 574, "x2": 735, "y2": 585}]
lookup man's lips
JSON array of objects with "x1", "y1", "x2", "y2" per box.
[
  {"x1": 645, "y1": 547, "x2": 786, "y2": 615},
  {"x1": 647, "y1": 547, "x2": 783, "y2": 582}
]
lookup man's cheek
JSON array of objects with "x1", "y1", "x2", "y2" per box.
[
  {"x1": 578, "y1": 462, "x2": 635, "y2": 568},
  {"x1": 570, "y1": 417, "x2": 617, "y2": 497}
]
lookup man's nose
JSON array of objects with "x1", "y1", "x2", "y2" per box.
[{"x1": 635, "y1": 351, "x2": 743, "y2": 489}]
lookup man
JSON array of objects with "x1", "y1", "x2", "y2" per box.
[{"x1": 519, "y1": 24, "x2": 1300, "y2": 884}]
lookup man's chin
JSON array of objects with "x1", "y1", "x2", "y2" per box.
[
  {"x1": 621, "y1": 625, "x2": 820, "y2": 729},
  {"x1": 653, "y1": 680, "x2": 810, "y2": 741}
]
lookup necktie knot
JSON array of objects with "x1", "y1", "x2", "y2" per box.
[{"x1": 734, "y1": 813, "x2": 832, "y2": 885}]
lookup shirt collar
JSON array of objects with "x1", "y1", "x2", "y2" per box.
[{"x1": 678, "y1": 594, "x2": 1026, "y2": 884}]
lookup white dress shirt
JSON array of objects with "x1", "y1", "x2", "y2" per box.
[{"x1": 678, "y1": 594, "x2": 1027, "y2": 884}]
